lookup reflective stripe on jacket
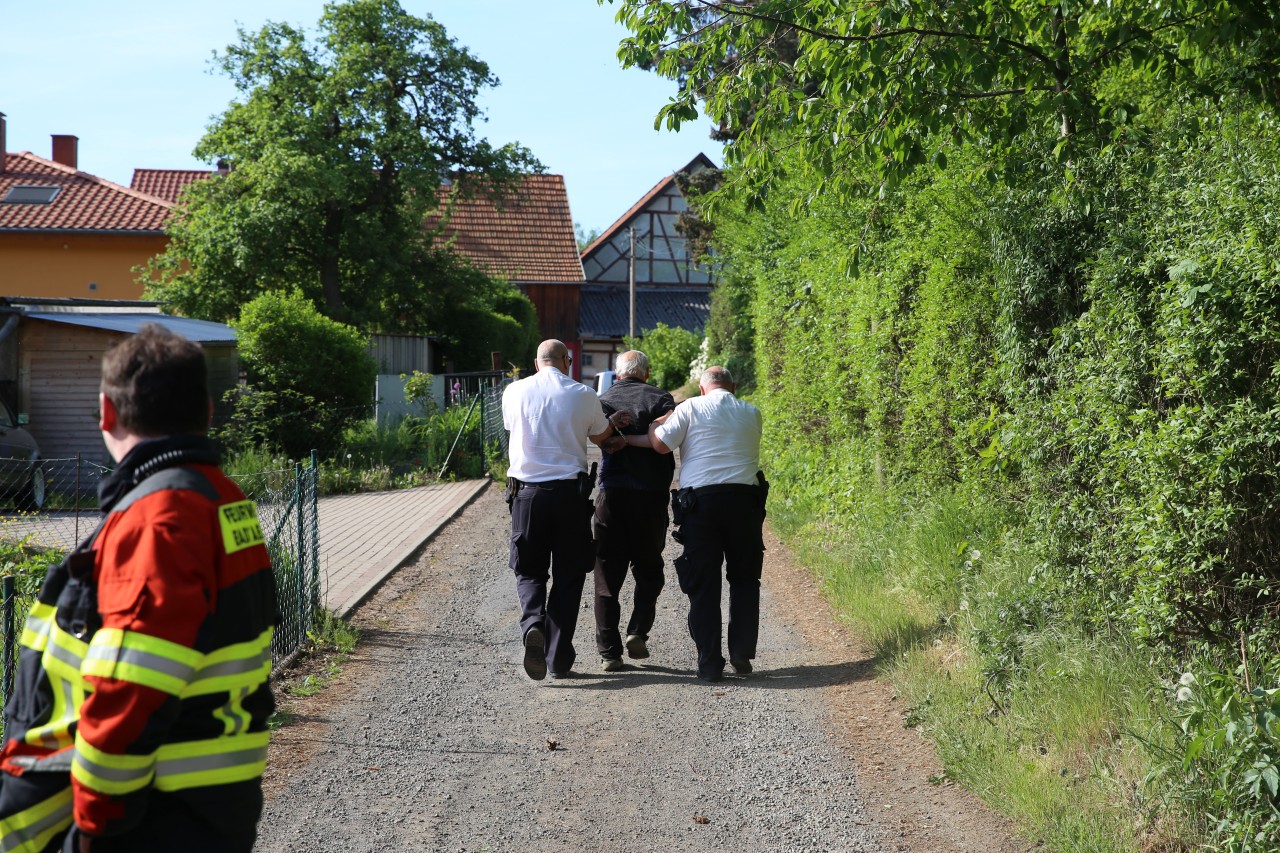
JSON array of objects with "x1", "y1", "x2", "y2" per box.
[{"x1": 0, "y1": 454, "x2": 277, "y2": 847}]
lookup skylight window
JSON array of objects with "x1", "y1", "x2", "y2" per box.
[{"x1": 3, "y1": 186, "x2": 61, "y2": 204}]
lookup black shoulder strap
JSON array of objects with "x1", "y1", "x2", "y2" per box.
[{"x1": 111, "y1": 466, "x2": 220, "y2": 515}]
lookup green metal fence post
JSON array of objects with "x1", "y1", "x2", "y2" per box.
[
  {"x1": 479, "y1": 392, "x2": 487, "y2": 474},
  {"x1": 294, "y1": 461, "x2": 306, "y2": 642},
  {"x1": 309, "y1": 450, "x2": 320, "y2": 618}
]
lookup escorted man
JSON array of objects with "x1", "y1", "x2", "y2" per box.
[
  {"x1": 0, "y1": 324, "x2": 277, "y2": 852},
  {"x1": 649, "y1": 366, "x2": 765, "y2": 683},
  {"x1": 503, "y1": 339, "x2": 629, "y2": 680},
  {"x1": 592, "y1": 351, "x2": 676, "y2": 671}
]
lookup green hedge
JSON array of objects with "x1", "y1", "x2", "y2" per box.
[{"x1": 703, "y1": 99, "x2": 1280, "y2": 848}]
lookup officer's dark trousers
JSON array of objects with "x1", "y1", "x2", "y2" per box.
[
  {"x1": 592, "y1": 488, "x2": 669, "y2": 659},
  {"x1": 672, "y1": 486, "x2": 765, "y2": 678},
  {"x1": 510, "y1": 479, "x2": 593, "y2": 674}
]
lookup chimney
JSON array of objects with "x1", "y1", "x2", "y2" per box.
[
  {"x1": 51, "y1": 134, "x2": 78, "y2": 170},
  {"x1": 0, "y1": 112, "x2": 6, "y2": 174}
]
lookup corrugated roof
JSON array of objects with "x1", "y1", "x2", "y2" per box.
[
  {"x1": 26, "y1": 312, "x2": 237, "y2": 344},
  {"x1": 0, "y1": 153, "x2": 172, "y2": 232},
  {"x1": 130, "y1": 169, "x2": 212, "y2": 204},
  {"x1": 581, "y1": 153, "x2": 716, "y2": 261},
  {"x1": 430, "y1": 174, "x2": 584, "y2": 283},
  {"x1": 2, "y1": 297, "x2": 163, "y2": 313},
  {"x1": 578, "y1": 285, "x2": 711, "y2": 338}
]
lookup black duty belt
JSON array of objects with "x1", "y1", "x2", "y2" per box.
[{"x1": 690, "y1": 483, "x2": 760, "y2": 497}]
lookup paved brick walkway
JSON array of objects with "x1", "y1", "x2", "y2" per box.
[
  {"x1": 0, "y1": 479, "x2": 491, "y2": 619},
  {"x1": 318, "y1": 479, "x2": 490, "y2": 617}
]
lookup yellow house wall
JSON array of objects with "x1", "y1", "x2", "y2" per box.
[{"x1": 0, "y1": 233, "x2": 167, "y2": 299}]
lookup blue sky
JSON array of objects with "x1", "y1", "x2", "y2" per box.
[{"x1": 0, "y1": 1, "x2": 721, "y2": 235}]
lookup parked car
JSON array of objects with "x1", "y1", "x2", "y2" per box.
[{"x1": 0, "y1": 399, "x2": 45, "y2": 510}]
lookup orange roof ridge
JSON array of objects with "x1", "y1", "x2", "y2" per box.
[{"x1": 10, "y1": 152, "x2": 172, "y2": 209}]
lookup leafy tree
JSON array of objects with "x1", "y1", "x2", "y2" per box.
[
  {"x1": 220, "y1": 290, "x2": 376, "y2": 458},
  {"x1": 603, "y1": 0, "x2": 1279, "y2": 198},
  {"x1": 574, "y1": 222, "x2": 601, "y2": 252},
  {"x1": 624, "y1": 323, "x2": 702, "y2": 391},
  {"x1": 145, "y1": 0, "x2": 540, "y2": 328}
]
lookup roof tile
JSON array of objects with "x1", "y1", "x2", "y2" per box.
[
  {"x1": 0, "y1": 153, "x2": 171, "y2": 232},
  {"x1": 124, "y1": 169, "x2": 584, "y2": 283},
  {"x1": 130, "y1": 169, "x2": 212, "y2": 204},
  {"x1": 430, "y1": 174, "x2": 584, "y2": 283}
]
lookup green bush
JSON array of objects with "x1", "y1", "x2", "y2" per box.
[
  {"x1": 1007, "y1": 104, "x2": 1280, "y2": 645},
  {"x1": 409, "y1": 402, "x2": 485, "y2": 481},
  {"x1": 222, "y1": 291, "x2": 376, "y2": 459},
  {"x1": 222, "y1": 417, "x2": 443, "y2": 496},
  {"x1": 624, "y1": 323, "x2": 702, "y2": 391},
  {"x1": 1148, "y1": 665, "x2": 1280, "y2": 851},
  {"x1": 0, "y1": 539, "x2": 62, "y2": 598}
]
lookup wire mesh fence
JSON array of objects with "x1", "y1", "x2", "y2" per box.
[
  {"x1": 480, "y1": 380, "x2": 510, "y2": 465},
  {"x1": 233, "y1": 458, "x2": 321, "y2": 671},
  {"x1": 0, "y1": 455, "x2": 322, "y2": 721}
]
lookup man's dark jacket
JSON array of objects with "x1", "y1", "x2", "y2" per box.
[{"x1": 598, "y1": 378, "x2": 676, "y2": 492}]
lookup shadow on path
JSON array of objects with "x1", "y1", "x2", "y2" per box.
[{"x1": 547, "y1": 658, "x2": 878, "y2": 691}]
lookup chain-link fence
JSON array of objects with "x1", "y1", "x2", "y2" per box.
[
  {"x1": 233, "y1": 459, "x2": 321, "y2": 671},
  {"x1": 0, "y1": 456, "x2": 321, "y2": 720},
  {"x1": 480, "y1": 380, "x2": 511, "y2": 466}
]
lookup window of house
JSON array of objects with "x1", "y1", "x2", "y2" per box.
[
  {"x1": 2, "y1": 186, "x2": 61, "y2": 204},
  {"x1": 582, "y1": 354, "x2": 594, "y2": 366}
]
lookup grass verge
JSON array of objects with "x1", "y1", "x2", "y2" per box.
[
  {"x1": 770, "y1": 489, "x2": 1191, "y2": 852},
  {"x1": 269, "y1": 610, "x2": 361, "y2": 728}
]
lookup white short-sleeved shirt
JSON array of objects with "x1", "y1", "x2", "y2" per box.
[
  {"x1": 653, "y1": 388, "x2": 762, "y2": 489},
  {"x1": 503, "y1": 367, "x2": 611, "y2": 482}
]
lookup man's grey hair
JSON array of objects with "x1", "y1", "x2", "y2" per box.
[
  {"x1": 699, "y1": 366, "x2": 734, "y2": 387},
  {"x1": 615, "y1": 350, "x2": 649, "y2": 379},
  {"x1": 536, "y1": 339, "x2": 568, "y2": 362}
]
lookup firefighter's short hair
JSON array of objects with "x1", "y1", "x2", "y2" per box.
[{"x1": 101, "y1": 324, "x2": 210, "y2": 436}]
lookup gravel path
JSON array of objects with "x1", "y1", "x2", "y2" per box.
[{"x1": 255, "y1": 487, "x2": 1028, "y2": 853}]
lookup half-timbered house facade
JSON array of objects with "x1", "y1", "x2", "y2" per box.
[{"x1": 578, "y1": 153, "x2": 716, "y2": 386}]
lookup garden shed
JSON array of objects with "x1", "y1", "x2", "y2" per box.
[{"x1": 2, "y1": 300, "x2": 237, "y2": 469}]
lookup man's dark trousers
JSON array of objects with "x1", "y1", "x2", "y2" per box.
[
  {"x1": 592, "y1": 487, "x2": 669, "y2": 659},
  {"x1": 509, "y1": 479, "x2": 592, "y2": 674},
  {"x1": 672, "y1": 486, "x2": 764, "y2": 678}
]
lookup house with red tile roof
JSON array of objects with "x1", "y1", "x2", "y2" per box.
[
  {"x1": 578, "y1": 153, "x2": 716, "y2": 386},
  {"x1": 136, "y1": 167, "x2": 590, "y2": 376},
  {"x1": 428, "y1": 173, "x2": 586, "y2": 372},
  {"x1": 0, "y1": 114, "x2": 173, "y2": 301}
]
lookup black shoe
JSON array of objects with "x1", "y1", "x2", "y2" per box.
[
  {"x1": 523, "y1": 627, "x2": 547, "y2": 681},
  {"x1": 730, "y1": 658, "x2": 753, "y2": 674},
  {"x1": 696, "y1": 668, "x2": 723, "y2": 683},
  {"x1": 549, "y1": 669, "x2": 574, "y2": 680}
]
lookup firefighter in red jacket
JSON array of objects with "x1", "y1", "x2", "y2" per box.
[{"x1": 0, "y1": 324, "x2": 277, "y2": 852}]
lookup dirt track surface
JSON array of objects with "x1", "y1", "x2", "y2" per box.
[{"x1": 255, "y1": 487, "x2": 1033, "y2": 853}]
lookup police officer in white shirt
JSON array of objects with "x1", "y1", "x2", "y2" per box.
[
  {"x1": 503, "y1": 339, "x2": 628, "y2": 680},
  {"x1": 648, "y1": 366, "x2": 766, "y2": 682}
]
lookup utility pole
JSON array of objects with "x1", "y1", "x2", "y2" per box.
[{"x1": 629, "y1": 227, "x2": 636, "y2": 339}]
